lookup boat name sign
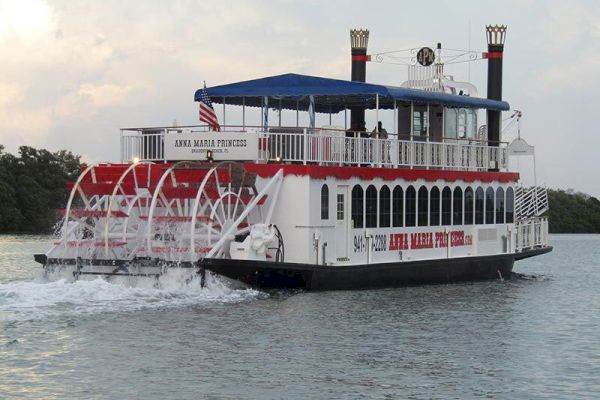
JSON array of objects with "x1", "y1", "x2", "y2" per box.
[{"x1": 164, "y1": 132, "x2": 259, "y2": 161}]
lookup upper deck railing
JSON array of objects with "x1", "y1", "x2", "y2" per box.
[{"x1": 120, "y1": 125, "x2": 508, "y2": 171}]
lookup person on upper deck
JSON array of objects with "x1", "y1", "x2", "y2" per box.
[
  {"x1": 371, "y1": 121, "x2": 388, "y2": 139},
  {"x1": 372, "y1": 121, "x2": 389, "y2": 164}
]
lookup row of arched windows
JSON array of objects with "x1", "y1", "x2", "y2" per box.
[{"x1": 322, "y1": 184, "x2": 514, "y2": 228}]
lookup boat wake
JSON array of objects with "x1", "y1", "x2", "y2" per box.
[
  {"x1": 0, "y1": 268, "x2": 264, "y2": 322},
  {"x1": 510, "y1": 272, "x2": 551, "y2": 281}
]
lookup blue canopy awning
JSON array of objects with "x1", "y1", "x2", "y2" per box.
[{"x1": 196, "y1": 73, "x2": 510, "y2": 113}]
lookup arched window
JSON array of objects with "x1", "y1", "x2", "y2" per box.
[
  {"x1": 392, "y1": 186, "x2": 403, "y2": 227},
  {"x1": 442, "y1": 186, "x2": 452, "y2": 225},
  {"x1": 430, "y1": 186, "x2": 440, "y2": 226},
  {"x1": 379, "y1": 186, "x2": 391, "y2": 228},
  {"x1": 366, "y1": 185, "x2": 378, "y2": 228},
  {"x1": 464, "y1": 187, "x2": 474, "y2": 225},
  {"x1": 485, "y1": 187, "x2": 495, "y2": 224},
  {"x1": 496, "y1": 187, "x2": 505, "y2": 224},
  {"x1": 453, "y1": 187, "x2": 463, "y2": 225},
  {"x1": 320, "y1": 184, "x2": 329, "y2": 220},
  {"x1": 405, "y1": 186, "x2": 416, "y2": 227},
  {"x1": 351, "y1": 185, "x2": 363, "y2": 228},
  {"x1": 506, "y1": 187, "x2": 515, "y2": 223},
  {"x1": 475, "y1": 187, "x2": 484, "y2": 224},
  {"x1": 418, "y1": 186, "x2": 428, "y2": 226}
]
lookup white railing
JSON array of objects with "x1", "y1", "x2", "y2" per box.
[
  {"x1": 515, "y1": 185, "x2": 549, "y2": 220},
  {"x1": 515, "y1": 217, "x2": 549, "y2": 251},
  {"x1": 120, "y1": 126, "x2": 508, "y2": 171}
]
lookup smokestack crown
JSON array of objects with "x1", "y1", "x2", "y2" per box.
[
  {"x1": 350, "y1": 29, "x2": 369, "y2": 50},
  {"x1": 486, "y1": 25, "x2": 507, "y2": 47}
]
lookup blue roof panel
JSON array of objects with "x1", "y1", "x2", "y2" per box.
[{"x1": 196, "y1": 73, "x2": 510, "y2": 112}]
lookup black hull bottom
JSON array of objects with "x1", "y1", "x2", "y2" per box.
[
  {"x1": 35, "y1": 246, "x2": 552, "y2": 291},
  {"x1": 202, "y1": 248, "x2": 551, "y2": 290}
]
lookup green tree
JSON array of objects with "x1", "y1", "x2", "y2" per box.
[{"x1": 0, "y1": 145, "x2": 81, "y2": 233}]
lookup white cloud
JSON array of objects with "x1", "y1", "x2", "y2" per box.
[
  {"x1": 0, "y1": 0, "x2": 56, "y2": 39},
  {"x1": 0, "y1": 0, "x2": 598, "y2": 196},
  {"x1": 0, "y1": 82, "x2": 25, "y2": 107},
  {"x1": 78, "y1": 83, "x2": 132, "y2": 107}
]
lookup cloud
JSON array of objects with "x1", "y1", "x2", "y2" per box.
[
  {"x1": 0, "y1": 0, "x2": 598, "y2": 196},
  {"x1": 77, "y1": 83, "x2": 132, "y2": 107},
  {"x1": 0, "y1": 0, "x2": 56, "y2": 39},
  {"x1": 0, "y1": 82, "x2": 25, "y2": 107}
]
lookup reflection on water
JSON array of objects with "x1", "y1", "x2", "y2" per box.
[{"x1": 1, "y1": 234, "x2": 599, "y2": 399}]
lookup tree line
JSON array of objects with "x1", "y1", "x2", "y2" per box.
[
  {"x1": 0, "y1": 145, "x2": 81, "y2": 233},
  {"x1": 547, "y1": 189, "x2": 600, "y2": 233},
  {"x1": 0, "y1": 145, "x2": 598, "y2": 234}
]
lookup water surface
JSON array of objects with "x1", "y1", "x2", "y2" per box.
[{"x1": 1, "y1": 234, "x2": 598, "y2": 399}]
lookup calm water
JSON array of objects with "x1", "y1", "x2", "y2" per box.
[{"x1": 0, "y1": 235, "x2": 598, "y2": 399}]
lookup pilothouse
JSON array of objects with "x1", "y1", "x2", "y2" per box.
[{"x1": 36, "y1": 25, "x2": 552, "y2": 290}]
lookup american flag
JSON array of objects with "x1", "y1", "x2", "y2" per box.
[{"x1": 198, "y1": 84, "x2": 220, "y2": 131}]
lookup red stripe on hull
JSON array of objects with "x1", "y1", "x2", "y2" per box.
[{"x1": 244, "y1": 164, "x2": 519, "y2": 183}]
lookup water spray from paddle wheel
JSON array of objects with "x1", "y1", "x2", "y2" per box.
[
  {"x1": 46, "y1": 161, "x2": 283, "y2": 279},
  {"x1": 144, "y1": 161, "x2": 274, "y2": 263},
  {"x1": 51, "y1": 162, "x2": 159, "y2": 262}
]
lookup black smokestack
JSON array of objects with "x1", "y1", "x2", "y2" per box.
[
  {"x1": 485, "y1": 24, "x2": 507, "y2": 147},
  {"x1": 350, "y1": 28, "x2": 369, "y2": 129}
]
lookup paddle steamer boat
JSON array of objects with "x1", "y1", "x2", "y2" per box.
[{"x1": 36, "y1": 25, "x2": 552, "y2": 289}]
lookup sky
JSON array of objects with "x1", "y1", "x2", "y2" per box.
[{"x1": 1, "y1": 0, "x2": 599, "y2": 196}]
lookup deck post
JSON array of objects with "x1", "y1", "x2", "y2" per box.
[
  {"x1": 303, "y1": 128, "x2": 308, "y2": 165},
  {"x1": 263, "y1": 96, "x2": 269, "y2": 131},
  {"x1": 426, "y1": 103, "x2": 430, "y2": 169},
  {"x1": 375, "y1": 93, "x2": 379, "y2": 132},
  {"x1": 308, "y1": 95, "x2": 315, "y2": 128},
  {"x1": 278, "y1": 98, "x2": 282, "y2": 127},
  {"x1": 222, "y1": 97, "x2": 226, "y2": 128},
  {"x1": 242, "y1": 97, "x2": 246, "y2": 130},
  {"x1": 410, "y1": 102, "x2": 414, "y2": 169}
]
